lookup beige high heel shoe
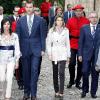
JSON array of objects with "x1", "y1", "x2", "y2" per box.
[
  {"x1": 59, "y1": 93, "x2": 64, "y2": 99},
  {"x1": 5, "y1": 97, "x2": 10, "y2": 100}
]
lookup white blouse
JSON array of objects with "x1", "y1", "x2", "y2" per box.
[
  {"x1": 0, "y1": 33, "x2": 20, "y2": 64},
  {"x1": 46, "y1": 27, "x2": 70, "y2": 62}
]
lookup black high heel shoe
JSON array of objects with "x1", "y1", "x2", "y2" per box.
[{"x1": 18, "y1": 85, "x2": 24, "y2": 90}]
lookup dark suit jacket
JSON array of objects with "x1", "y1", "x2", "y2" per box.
[
  {"x1": 8, "y1": 16, "x2": 15, "y2": 23},
  {"x1": 98, "y1": 18, "x2": 100, "y2": 24},
  {"x1": 94, "y1": 24, "x2": 100, "y2": 64},
  {"x1": 49, "y1": 16, "x2": 55, "y2": 28},
  {"x1": 16, "y1": 15, "x2": 47, "y2": 57},
  {"x1": 63, "y1": 11, "x2": 75, "y2": 24},
  {"x1": 78, "y1": 24, "x2": 100, "y2": 61}
]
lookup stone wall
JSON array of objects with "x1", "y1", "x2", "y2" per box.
[
  {"x1": 96, "y1": 0, "x2": 100, "y2": 17},
  {"x1": 65, "y1": 0, "x2": 100, "y2": 17}
]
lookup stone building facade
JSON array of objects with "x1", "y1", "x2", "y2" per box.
[{"x1": 65, "y1": 0, "x2": 100, "y2": 17}]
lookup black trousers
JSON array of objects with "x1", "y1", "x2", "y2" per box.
[
  {"x1": 43, "y1": 16, "x2": 49, "y2": 26},
  {"x1": 52, "y1": 61, "x2": 66, "y2": 94},
  {"x1": 16, "y1": 58, "x2": 23, "y2": 87},
  {"x1": 38, "y1": 56, "x2": 42, "y2": 76},
  {"x1": 82, "y1": 54, "x2": 99, "y2": 95},
  {"x1": 68, "y1": 49, "x2": 82, "y2": 85}
]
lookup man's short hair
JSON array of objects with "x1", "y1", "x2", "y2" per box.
[
  {"x1": 67, "y1": 4, "x2": 72, "y2": 9},
  {"x1": 88, "y1": 11, "x2": 98, "y2": 18}
]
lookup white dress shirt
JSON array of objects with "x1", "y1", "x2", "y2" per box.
[
  {"x1": 13, "y1": 15, "x2": 19, "y2": 21},
  {"x1": 27, "y1": 14, "x2": 34, "y2": 25},
  {"x1": 27, "y1": 14, "x2": 34, "y2": 34},
  {"x1": 90, "y1": 23, "x2": 97, "y2": 35},
  {"x1": 68, "y1": 11, "x2": 73, "y2": 19}
]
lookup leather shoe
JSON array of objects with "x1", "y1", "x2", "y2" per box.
[
  {"x1": 31, "y1": 96, "x2": 37, "y2": 100},
  {"x1": 76, "y1": 85, "x2": 82, "y2": 89},
  {"x1": 67, "y1": 82, "x2": 74, "y2": 88},
  {"x1": 23, "y1": 96, "x2": 30, "y2": 100},
  {"x1": 18, "y1": 85, "x2": 24, "y2": 90},
  {"x1": 91, "y1": 95, "x2": 97, "y2": 98},
  {"x1": 81, "y1": 92, "x2": 86, "y2": 98}
]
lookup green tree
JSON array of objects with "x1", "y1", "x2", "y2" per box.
[
  {"x1": 0, "y1": 0, "x2": 21, "y2": 14},
  {"x1": 0, "y1": 0, "x2": 65, "y2": 14}
]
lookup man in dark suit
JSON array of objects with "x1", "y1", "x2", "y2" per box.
[
  {"x1": 16, "y1": 1, "x2": 47, "y2": 100},
  {"x1": 49, "y1": 1, "x2": 58, "y2": 25},
  {"x1": 78, "y1": 11, "x2": 100, "y2": 98},
  {"x1": 8, "y1": 6, "x2": 20, "y2": 23},
  {"x1": 63, "y1": 4, "x2": 75, "y2": 24}
]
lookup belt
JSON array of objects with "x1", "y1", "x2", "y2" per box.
[
  {"x1": 70, "y1": 35, "x2": 79, "y2": 39},
  {"x1": 0, "y1": 46, "x2": 15, "y2": 50}
]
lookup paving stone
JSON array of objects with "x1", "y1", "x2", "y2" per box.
[{"x1": 8, "y1": 55, "x2": 100, "y2": 100}]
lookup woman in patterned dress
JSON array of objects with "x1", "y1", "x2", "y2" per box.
[{"x1": 0, "y1": 18, "x2": 20, "y2": 100}]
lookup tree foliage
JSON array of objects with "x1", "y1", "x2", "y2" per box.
[
  {"x1": 0, "y1": 0, "x2": 21, "y2": 14},
  {"x1": 0, "y1": 0, "x2": 64, "y2": 14}
]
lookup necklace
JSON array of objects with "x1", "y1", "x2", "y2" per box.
[{"x1": 2, "y1": 33, "x2": 11, "y2": 43}]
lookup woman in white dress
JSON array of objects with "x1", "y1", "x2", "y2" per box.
[
  {"x1": 0, "y1": 18, "x2": 20, "y2": 100},
  {"x1": 46, "y1": 15, "x2": 70, "y2": 98}
]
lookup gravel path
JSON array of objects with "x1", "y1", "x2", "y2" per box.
[{"x1": 3, "y1": 55, "x2": 100, "y2": 100}]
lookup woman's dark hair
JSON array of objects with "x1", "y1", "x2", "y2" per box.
[
  {"x1": 55, "y1": 6, "x2": 63, "y2": 15},
  {"x1": 1, "y1": 18, "x2": 12, "y2": 35}
]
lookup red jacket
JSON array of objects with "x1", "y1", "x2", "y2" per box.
[
  {"x1": 40, "y1": 2, "x2": 51, "y2": 17},
  {"x1": 11, "y1": 21, "x2": 16, "y2": 32},
  {"x1": 66, "y1": 17, "x2": 90, "y2": 49}
]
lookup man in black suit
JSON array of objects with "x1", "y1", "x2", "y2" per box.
[
  {"x1": 63, "y1": 4, "x2": 75, "y2": 24},
  {"x1": 8, "y1": 6, "x2": 20, "y2": 23},
  {"x1": 78, "y1": 11, "x2": 100, "y2": 98}
]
